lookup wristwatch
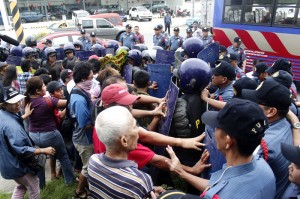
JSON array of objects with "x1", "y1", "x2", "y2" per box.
[{"x1": 292, "y1": 122, "x2": 300, "y2": 129}]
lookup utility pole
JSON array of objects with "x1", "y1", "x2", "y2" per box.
[{"x1": 192, "y1": 0, "x2": 195, "y2": 18}]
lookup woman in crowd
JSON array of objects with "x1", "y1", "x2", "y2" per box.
[
  {"x1": 0, "y1": 86, "x2": 55, "y2": 199},
  {"x1": 2, "y1": 65, "x2": 19, "y2": 90},
  {"x1": 24, "y1": 76, "x2": 75, "y2": 188}
]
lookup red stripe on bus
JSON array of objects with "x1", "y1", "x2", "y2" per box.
[
  {"x1": 213, "y1": 29, "x2": 232, "y2": 47},
  {"x1": 235, "y1": 30, "x2": 260, "y2": 51},
  {"x1": 260, "y1": 32, "x2": 291, "y2": 57}
]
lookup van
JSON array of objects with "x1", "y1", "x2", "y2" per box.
[
  {"x1": 88, "y1": 13, "x2": 123, "y2": 26},
  {"x1": 79, "y1": 17, "x2": 125, "y2": 40},
  {"x1": 72, "y1": 10, "x2": 90, "y2": 25}
]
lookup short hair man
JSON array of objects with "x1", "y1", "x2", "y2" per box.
[
  {"x1": 165, "y1": 98, "x2": 276, "y2": 198},
  {"x1": 242, "y1": 78, "x2": 293, "y2": 198},
  {"x1": 281, "y1": 143, "x2": 300, "y2": 198},
  {"x1": 134, "y1": 26, "x2": 145, "y2": 44},
  {"x1": 89, "y1": 106, "x2": 157, "y2": 198},
  {"x1": 227, "y1": 37, "x2": 246, "y2": 72}
]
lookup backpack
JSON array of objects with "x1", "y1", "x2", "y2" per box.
[{"x1": 60, "y1": 88, "x2": 90, "y2": 139}]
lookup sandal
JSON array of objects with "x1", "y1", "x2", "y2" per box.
[{"x1": 74, "y1": 190, "x2": 88, "y2": 199}]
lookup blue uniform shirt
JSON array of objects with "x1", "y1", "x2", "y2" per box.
[
  {"x1": 258, "y1": 118, "x2": 293, "y2": 198},
  {"x1": 234, "y1": 66, "x2": 245, "y2": 78},
  {"x1": 78, "y1": 36, "x2": 91, "y2": 50},
  {"x1": 227, "y1": 45, "x2": 246, "y2": 66},
  {"x1": 169, "y1": 35, "x2": 183, "y2": 51},
  {"x1": 119, "y1": 32, "x2": 137, "y2": 49},
  {"x1": 203, "y1": 155, "x2": 276, "y2": 199},
  {"x1": 201, "y1": 36, "x2": 214, "y2": 47},
  {"x1": 153, "y1": 33, "x2": 169, "y2": 49},
  {"x1": 85, "y1": 41, "x2": 101, "y2": 51},
  {"x1": 282, "y1": 183, "x2": 300, "y2": 199}
]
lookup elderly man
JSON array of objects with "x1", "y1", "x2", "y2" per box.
[{"x1": 88, "y1": 106, "x2": 161, "y2": 198}]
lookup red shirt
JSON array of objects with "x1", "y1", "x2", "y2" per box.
[
  {"x1": 135, "y1": 33, "x2": 145, "y2": 44},
  {"x1": 92, "y1": 128, "x2": 155, "y2": 169}
]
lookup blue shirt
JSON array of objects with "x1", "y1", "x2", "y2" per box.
[
  {"x1": 17, "y1": 72, "x2": 33, "y2": 95},
  {"x1": 153, "y1": 33, "x2": 169, "y2": 49},
  {"x1": 69, "y1": 88, "x2": 93, "y2": 145},
  {"x1": 203, "y1": 155, "x2": 276, "y2": 199},
  {"x1": 234, "y1": 66, "x2": 245, "y2": 78},
  {"x1": 227, "y1": 45, "x2": 246, "y2": 66},
  {"x1": 78, "y1": 36, "x2": 91, "y2": 50},
  {"x1": 85, "y1": 41, "x2": 101, "y2": 51},
  {"x1": 201, "y1": 36, "x2": 214, "y2": 47},
  {"x1": 0, "y1": 110, "x2": 36, "y2": 179},
  {"x1": 213, "y1": 82, "x2": 234, "y2": 105},
  {"x1": 119, "y1": 32, "x2": 137, "y2": 49},
  {"x1": 164, "y1": 15, "x2": 172, "y2": 25},
  {"x1": 169, "y1": 35, "x2": 183, "y2": 51},
  {"x1": 258, "y1": 118, "x2": 293, "y2": 198},
  {"x1": 282, "y1": 183, "x2": 300, "y2": 199}
]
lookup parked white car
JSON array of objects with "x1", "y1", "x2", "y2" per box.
[{"x1": 129, "y1": 6, "x2": 153, "y2": 21}]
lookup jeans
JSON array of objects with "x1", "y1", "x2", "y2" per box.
[
  {"x1": 29, "y1": 130, "x2": 75, "y2": 185},
  {"x1": 165, "y1": 23, "x2": 171, "y2": 35}
]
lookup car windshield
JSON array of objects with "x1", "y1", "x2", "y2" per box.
[{"x1": 138, "y1": 7, "x2": 148, "y2": 11}]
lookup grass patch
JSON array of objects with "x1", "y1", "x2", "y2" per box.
[{"x1": 0, "y1": 178, "x2": 77, "y2": 199}]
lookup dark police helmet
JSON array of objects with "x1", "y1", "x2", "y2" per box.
[
  {"x1": 178, "y1": 58, "x2": 211, "y2": 94},
  {"x1": 25, "y1": 36, "x2": 37, "y2": 47},
  {"x1": 10, "y1": 46, "x2": 23, "y2": 57},
  {"x1": 106, "y1": 40, "x2": 119, "y2": 52},
  {"x1": 182, "y1": 37, "x2": 204, "y2": 58},
  {"x1": 44, "y1": 47, "x2": 57, "y2": 58},
  {"x1": 127, "y1": 49, "x2": 142, "y2": 66}
]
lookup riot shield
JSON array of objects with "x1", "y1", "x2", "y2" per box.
[
  {"x1": 123, "y1": 65, "x2": 133, "y2": 84},
  {"x1": 197, "y1": 42, "x2": 219, "y2": 68},
  {"x1": 155, "y1": 49, "x2": 175, "y2": 65},
  {"x1": 6, "y1": 55, "x2": 22, "y2": 66},
  {"x1": 55, "y1": 48, "x2": 65, "y2": 61},
  {"x1": 75, "y1": 51, "x2": 95, "y2": 61},
  {"x1": 105, "y1": 47, "x2": 115, "y2": 56},
  {"x1": 147, "y1": 64, "x2": 172, "y2": 98}
]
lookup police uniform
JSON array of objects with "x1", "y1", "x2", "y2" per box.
[
  {"x1": 282, "y1": 183, "x2": 300, "y2": 199},
  {"x1": 201, "y1": 36, "x2": 213, "y2": 47},
  {"x1": 153, "y1": 33, "x2": 169, "y2": 50},
  {"x1": 227, "y1": 45, "x2": 246, "y2": 68},
  {"x1": 78, "y1": 36, "x2": 91, "y2": 51},
  {"x1": 119, "y1": 32, "x2": 137, "y2": 50},
  {"x1": 169, "y1": 35, "x2": 183, "y2": 51},
  {"x1": 202, "y1": 156, "x2": 275, "y2": 199}
]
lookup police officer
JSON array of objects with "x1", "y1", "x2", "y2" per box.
[
  {"x1": 168, "y1": 27, "x2": 183, "y2": 51},
  {"x1": 228, "y1": 53, "x2": 245, "y2": 79},
  {"x1": 41, "y1": 39, "x2": 53, "y2": 59},
  {"x1": 219, "y1": 45, "x2": 227, "y2": 58},
  {"x1": 153, "y1": 25, "x2": 169, "y2": 50},
  {"x1": 201, "y1": 27, "x2": 214, "y2": 47},
  {"x1": 252, "y1": 62, "x2": 269, "y2": 83},
  {"x1": 22, "y1": 47, "x2": 41, "y2": 70},
  {"x1": 73, "y1": 40, "x2": 84, "y2": 51},
  {"x1": 42, "y1": 47, "x2": 63, "y2": 81},
  {"x1": 185, "y1": 27, "x2": 193, "y2": 40},
  {"x1": 227, "y1": 37, "x2": 246, "y2": 72},
  {"x1": 78, "y1": 29, "x2": 91, "y2": 50},
  {"x1": 119, "y1": 24, "x2": 138, "y2": 50},
  {"x1": 85, "y1": 32, "x2": 101, "y2": 51},
  {"x1": 62, "y1": 43, "x2": 77, "y2": 70}
]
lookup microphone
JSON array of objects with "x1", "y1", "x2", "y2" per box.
[{"x1": 0, "y1": 34, "x2": 20, "y2": 46}]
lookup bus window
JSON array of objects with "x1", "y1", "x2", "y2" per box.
[
  {"x1": 274, "y1": 0, "x2": 300, "y2": 26},
  {"x1": 224, "y1": 0, "x2": 242, "y2": 23}
]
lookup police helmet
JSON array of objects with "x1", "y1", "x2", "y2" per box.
[
  {"x1": 182, "y1": 37, "x2": 204, "y2": 58},
  {"x1": 22, "y1": 47, "x2": 36, "y2": 58},
  {"x1": 10, "y1": 46, "x2": 23, "y2": 57},
  {"x1": 90, "y1": 44, "x2": 102, "y2": 50},
  {"x1": 25, "y1": 36, "x2": 37, "y2": 47},
  {"x1": 0, "y1": 46, "x2": 9, "y2": 62},
  {"x1": 44, "y1": 47, "x2": 57, "y2": 58},
  {"x1": 152, "y1": 46, "x2": 164, "y2": 51},
  {"x1": 142, "y1": 50, "x2": 156, "y2": 62},
  {"x1": 133, "y1": 44, "x2": 148, "y2": 52},
  {"x1": 178, "y1": 58, "x2": 211, "y2": 94},
  {"x1": 116, "y1": 46, "x2": 130, "y2": 53},
  {"x1": 64, "y1": 43, "x2": 75, "y2": 54},
  {"x1": 73, "y1": 40, "x2": 84, "y2": 50},
  {"x1": 106, "y1": 40, "x2": 119, "y2": 52},
  {"x1": 127, "y1": 49, "x2": 142, "y2": 66}
]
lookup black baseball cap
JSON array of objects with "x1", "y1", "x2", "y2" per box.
[
  {"x1": 268, "y1": 70, "x2": 293, "y2": 88},
  {"x1": 227, "y1": 53, "x2": 238, "y2": 61},
  {"x1": 42, "y1": 39, "x2": 52, "y2": 45},
  {"x1": 0, "y1": 86, "x2": 25, "y2": 104},
  {"x1": 90, "y1": 32, "x2": 96, "y2": 37},
  {"x1": 47, "y1": 81, "x2": 63, "y2": 94},
  {"x1": 202, "y1": 27, "x2": 209, "y2": 32},
  {"x1": 174, "y1": 27, "x2": 180, "y2": 32},
  {"x1": 233, "y1": 77, "x2": 258, "y2": 99},
  {"x1": 80, "y1": 29, "x2": 86, "y2": 34},
  {"x1": 215, "y1": 55, "x2": 230, "y2": 65},
  {"x1": 219, "y1": 45, "x2": 227, "y2": 53},
  {"x1": 60, "y1": 69, "x2": 73, "y2": 83},
  {"x1": 154, "y1": 25, "x2": 160, "y2": 30},
  {"x1": 266, "y1": 58, "x2": 292, "y2": 75},
  {"x1": 242, "y1": 78, "x2": 292, "y2": 109},
  {"x1": 234, "y1": 37, "x2": 242, "y2": 43},
  {"x1": 202, "y1": 98, "x2": 268, "y2": 141},
  {"x1": 281, "y1": 143, "x2": 300, "y2": 166},
  {"x1": 212, "y1": 61, "x2": 236, "y2": 80},
  {"x1": 186, "y1": 27, "x2": 193, "y2": 33},
  {"x1": 253, "y1": 62, "x2": 269, "y2": 77},
  {"x1": 126, "y1": 24, "x2": 132, "y2": 29}
]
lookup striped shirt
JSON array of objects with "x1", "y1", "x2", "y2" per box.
[{"x1": 88, "y1": 153, "x2": 153, "y2": 199}]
